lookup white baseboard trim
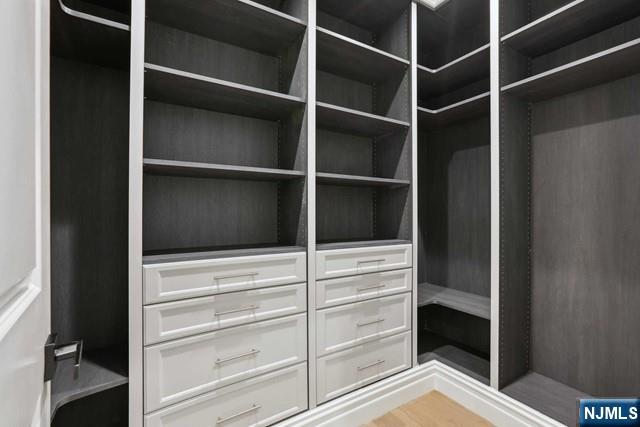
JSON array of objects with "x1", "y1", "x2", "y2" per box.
[{"x1": 280, "y1": 361, "x2": 565, "y2": 427}]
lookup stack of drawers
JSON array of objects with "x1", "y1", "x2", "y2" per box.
[
  {"x1": 142, "y1": 251, "x2": 308, "y2": 426},
  {"x1": 315, "y1": 244, "x2": 413, "y2": 404}
]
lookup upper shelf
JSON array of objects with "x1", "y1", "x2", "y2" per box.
[
  {"x1": 501, "y1": 0, "x2": 640, "y2": 57},
  {"x1": 418, "y1": 92, "x2": 490, "y2": 128},
  {"x1": 144, "y1": 63, "x2": 305, "y2": 120},
  {"x1": 51, "y1": 0, "x2": 130, "y2": 69},
  {"x1": 501, "y1": 38, "x2": 640, "y2": 102},
  {"x1": 146, "y1": 0, "x2": 307, "y2": 55},
  {"x1": 316, "y1": 172, "x2": 410, "y2": 188},
  {"x1": 143, "y1": 245, "x2": 306, "y2": 264},
  {"x1": 318, "y1": 0, "x2": 411, "y2": 32},
  {"x1": 417, "y1": 282, "x2": 490, "y2": 320},
  {"x1": 144, "y1": 158, "x2": 305, "y2": 181},
  {"x1": 317, "y1": 27, "x2": 409, "y2": 84},
  {"x1": 418, "y1": 44, "x2": 489, "y2": 98},
  {"x1": 316, "y1": 102, "x2": 410, "y2": 138}
]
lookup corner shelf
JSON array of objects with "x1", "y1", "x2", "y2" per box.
[
  {"x1": 502, "y1": 372, "x2": 591, "y2": 426},
  {"x1": 417, "y1": 44, "x2": 489, "y2": 97},
  {"x1": 501, "y1": 38, "x2": 640, "y2": 102},
  {"x1": 143, "y1": 159, "x2": 305, "y2": 181},
  {"x1": 316, "y1": 172, "x2": 410, "y2": 188},
  {"x1": 501, "y1": 0, "x2": 640, "y2": 57},
  {"x1": 317, "y1": 27, "x2": 409, "y2": 84},
  {"x1": 52, "y1": 0, "x2": 130, "y2": 69},
  {"x1": 146, "y1": 0, "x2": 307, "y2": 55},
  {"x1": 418, "y1": 92, "x2": 490, "y2": 128},
  {"x1": 316, "y1": 102, "x2": 410, "y2": 137},
  {"x1": 318, "y1": 0, "x2": 411, "y2": 34},
  {"x1": 417, "y1": 282, "x2": 490, "y2": 320},
  {"x1": 51, "y1": 347, "x2": 128, "y2": 420},
  {"x1": 144, "y1": 63, "x2": 305, "y2": 120},
  {"x1": 143, "y1": 245, "x2": 306, "y2": 264},
  {"x1": 418, "y1": 345, "x2": 490, "y2": 385},
  {"x1": 316, "y1": 239, "x2": 411, "y2": 251}
]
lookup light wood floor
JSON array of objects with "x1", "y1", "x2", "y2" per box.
[{"x1": 362, "y1": 391, "x2": 493, "y2": 427}]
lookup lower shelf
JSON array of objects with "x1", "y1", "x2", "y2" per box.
[
  {"x1": 51, "y1": 347, "x2": 128, "y2": 420},
  {"x1": 502, "y1": 372, "x2": 591, "y2": 426},
  {"x1": 316, "y1": 239, "x2": 411, "y2": 251},
  {"x1": 143, "y1": 244, "x2": 306, "y2": 264},
  {"x1": 417, "y1": 283, "x2": 490, "y2": 320}
]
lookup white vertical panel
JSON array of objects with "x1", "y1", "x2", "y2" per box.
[
  {"x1": 129, "y1": 0, "x2": 146, "y2": 424},
  {"x1": 410, "y1": 1, "x2": 419, "y2": 368},
  {"x1": 490, "y1": 0, "x2": 501, "y2": 390},
  {"x1": 306, "y1": 0, "x2": 318, "y2": 409}
]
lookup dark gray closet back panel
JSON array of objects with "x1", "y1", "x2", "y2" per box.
[
  {"x1": 500, "y1": 0, "x2": 531, "y2": 36},
  {"x1": 281, "y1": 0, "x2": 307, "y2": 21},
  {"x1": 51, "y1": 58, "x2": 129, "y2": 351},
  {"x1": 316, "y1": 185, "x2": 374, "y2": 242},
  {"x1": 317, "y1": 11, "x2": 373, "y2": 46},
  {"x1": 280, "y1": 33, "x2": 307, "y2": 97},
  {"x1": 421, "y1": 79, "x2": 489, "y2": 110},
  {"x1": 316, "y1": 130, "x2": 373, "y2": 176},
  {"x1": 376, "y1": 187, "x2": 412, "y2": 241},
  {"x1": 143, "y1": 101, "x2": 279, "y2": 168},
  {"x1": 280, "y1": 107, "x2": 308, "y2": 172},
  {"x1": 280, "y1": 180, "x2": 307, "y2": 246},
  {"x1": 374, "y1": 10, "x2": 410, "y2": 60},
  {"x1": 145, "y1": 22, "x2": 280, "y2": 91},
  {"x1": 376, "y1": 71, "x2": 411, "y2": 122},
  {"x1": 530, "y1": 74, "x2": 640, "y2": 396},
  {"x1": 375, "y1": 131, "x2": 411, "y2": 181},
  {"x1": 317, "y1": 71, "x2": 373, "y2": 113},
  {"x1": 143, "y1": 175, "x2": 281, "y2": 252},
  {"x1": 420, "y1": 305, "x2": 490, "y2": 356},
  {"x1": 417, "y1": 117, "x2": 490, "y2": 297},
  {"x1": 499, "y1": 95, "x2": 531, "y2": 388}
]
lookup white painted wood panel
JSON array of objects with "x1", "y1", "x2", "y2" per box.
[
  {"x1": 316, "y1": 293, "x2": 411, "y2": 356},
  {"x1": 316, "y1": 245, "x2": 412, "y2": 280},
  {"x1": 144, "y1": 283, "x2": 307, "y2": 344},
  {"x1": 143, "y1": 252, "x2": 306, "y2": 304},
  {"x1": 316, "y1": 269, "x2": 412, "y2": 308},
  {"x1": 144, "y1": 313, "x2": 307, "y2": 412},
  {"x1": 145, "y1": 363, "x2": 308, "y2": 427},
  {"x1": 316, "y1": 331, "x2": 411, "y2": 404}
]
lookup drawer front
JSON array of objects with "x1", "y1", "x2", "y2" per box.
[
  {"x1": 145, "y1": 314, "x2": 307, "y2": 412},
  {"x1": 316, "y1": 293, "x2": 411, "y2": 356},
  {"x1": 316, "y1": 268, "x2": 412, "y2": 308},
  {"x1": 143, "y1": 252, "x2": 306, "y2": 304},
  {"x1": 145, "y1": 363, "x2": 308, "y2": 427},
  {"x1": 316, "y1": 245, "x2": 412, "y2": 280},
  {"x1": 316, "y1": 331, "x2": 411, "y2": 404},
  {"x1": 144, "y1": 283, "x2": 307, "y2": 344}
]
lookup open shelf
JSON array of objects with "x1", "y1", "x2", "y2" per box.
[
  {"x1": 317, "y1": 27, "x2": 409, "y2": 84},
  {"x1": 418, "y1": 44, "x2": 489, "y2": 97},
  {"x1": 502, "y1": 372, "x2": 591, "y2": 426},
  {"x1": 501, "y1": 0, "x2": 640, "y2": 57},
  {"x1": 316, "y1": 172, "x2": 409, "y2": 188},
  {"x1": 418, "y1": 92, "x2": 490, "y2": 128},
  {"x1": 52, "y1": 0, "x2": 130, "y2": 69},
  {"x1": 417, "y1": 283, "x2": 490, "y2": 320},
  {"x1": 146, "y1": 0, "x2": 307, "y2": 55},
  {"x1": 144, "y1": 159, "x2": 304, "y2": 181},
  {"x1": 501, "y1": 38, "x2": 640, "y2": 102},
  {"x1": 316, "y1": 239, "x2": 411, "y2": 251},
  {"x1": 51, "y1": 347, "x2": 128, "y2": 420},
  {"x1": 144, "y1": 63, "x2": 305, "y2": 120},
  {"x1": 143, "y1": 245, "x2": 306, "y2": 264},
  {"x1": 316, "y1": 102, "x2": 409, "y2": 137}
]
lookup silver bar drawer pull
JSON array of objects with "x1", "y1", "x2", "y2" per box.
[
  {"x1": 358, "y1": 359, "x2": 385, "y2": 371},
  {"x1": 216, "y1": 404, "x2": 261, "y2": 424},
  {"x1": 357, "y1": 318, "x2": 385, "y2": 327},
  {"x1": 357, "y1": 283, "x2": 386, "y2": 292},
  {"x1": 357, "y1": 259, "x2": 386, "y2": 265},
  {"x1": 214, "y1": 305, "x2": 260, "y2": 316},
  {"x1": 215, "y1": 349, "x2": 260, "y2": 365},
  {"x1": 213, "y1": 272, "x2": 259, "y2": 281}
]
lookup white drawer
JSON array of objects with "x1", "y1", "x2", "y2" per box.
[
  {"x1": 145, "y1": 363, "x2": 308, "y2": 427},
  {"x1": 316, "y1": 269, "x2": 412, "y2": 308},
  {"x1": 316, "y1": 244, "x2": 412, "y2": 280},
  {"x1": 316, "y1": 293, "x2": 411, "y2": 356},
  {"x1": 143, "y1": 252, "x2": 306, "y2": 304},
  {"x1": 144, "y1": 283, "x2": 307, "y2": 344},
  {"x1": 145, "y1": 314, "x2": 307, "y2": 412},
  {"x1": 316, "y1": 331, "x2": 411, "y2": 404}
]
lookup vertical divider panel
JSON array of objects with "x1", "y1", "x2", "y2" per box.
[
  {"x1": 128, "y1": 0, "x2": 145, "y2": 424},
  {"x1": 410, "y1": 1, "x2": 419, "y2": 368},
  {"x1": 307, "y1": 0, "x2": 318, "y2": 410}
]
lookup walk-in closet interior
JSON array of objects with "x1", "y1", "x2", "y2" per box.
[
  {"x1": 416, "y1": 0, "x2": 491, "y2": 385},
  {"x1": 498, "y1": 0, "x2": 640, "y2": 425},
  {"x1": 46, "y1": 0, "x2": 639, "y2": 425}
]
